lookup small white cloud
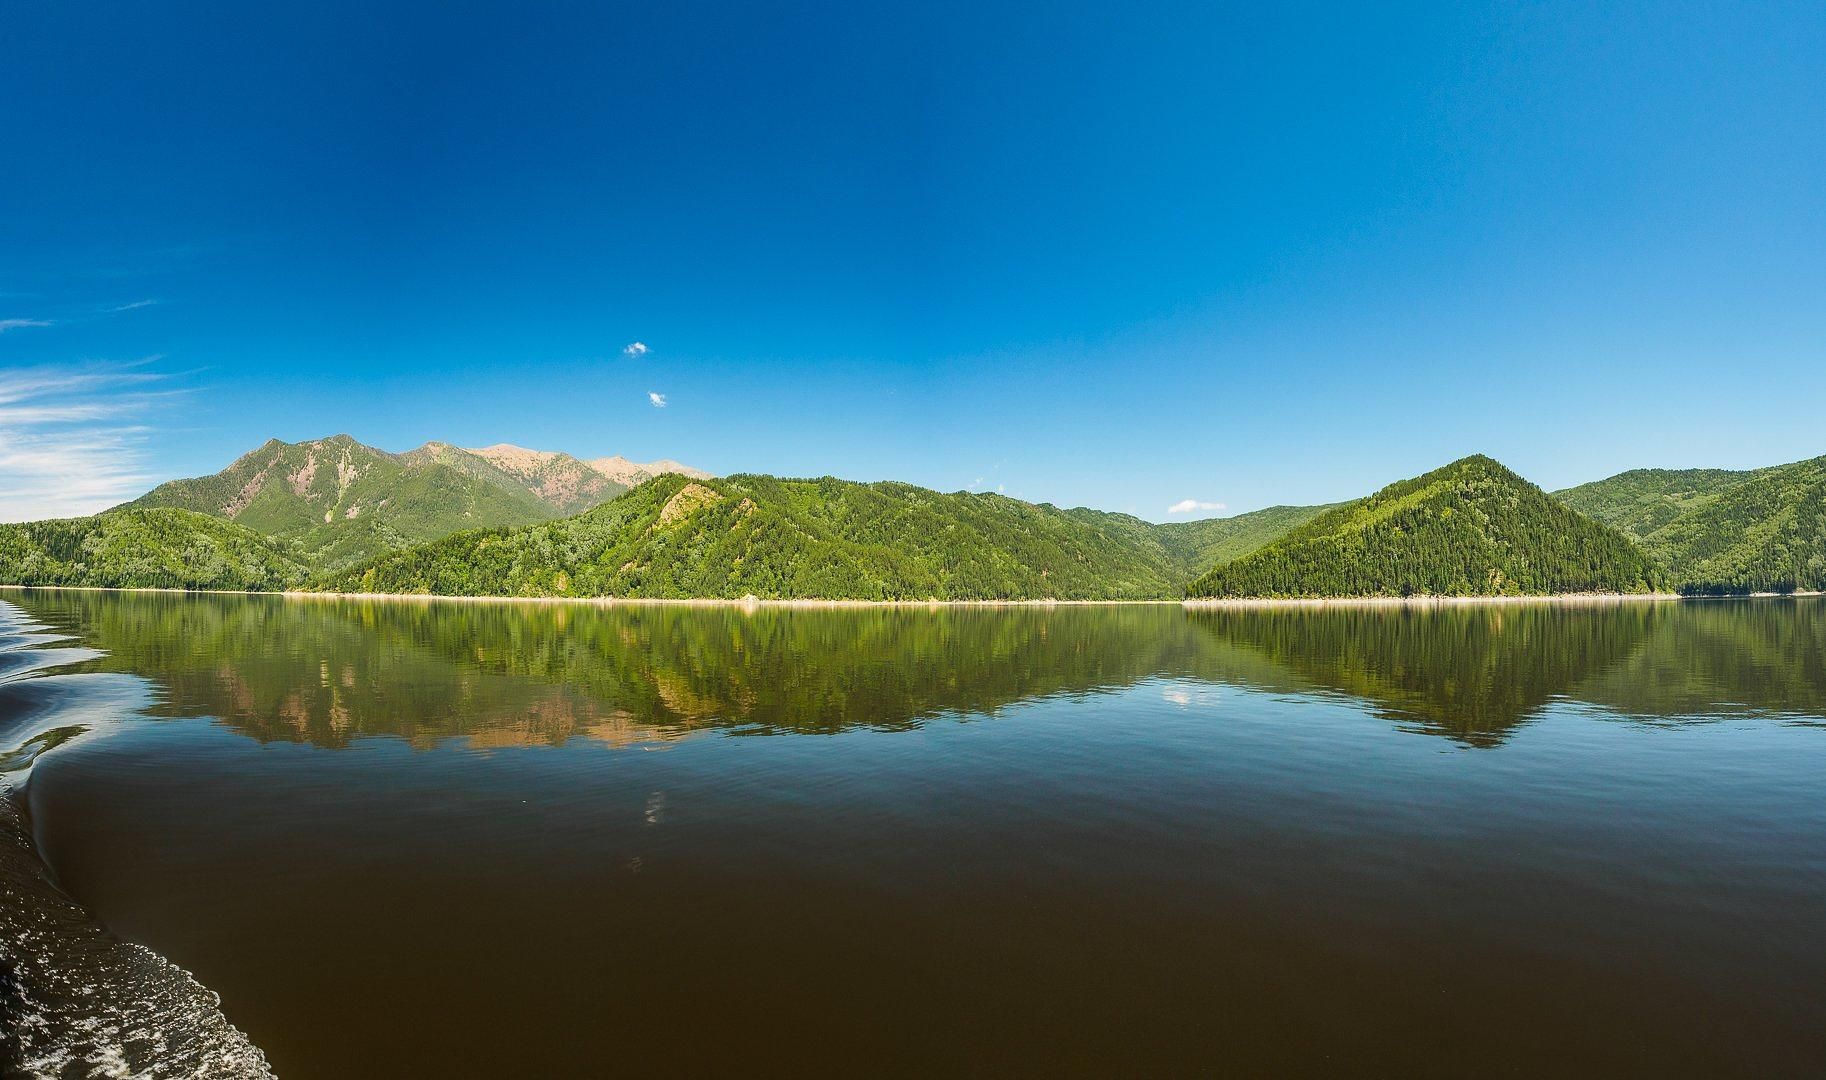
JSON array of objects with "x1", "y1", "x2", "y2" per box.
[
  {"x1": 1167, "y1": 498, "x2": 1227, "y2": 515},
  {"x1": 109, "y1": 300, "x2": 157, "y2": 313},
  {"x1": 648, "y1": 391, "x2": 667, "y2": 408},
  {"x1": 0, "y1": 318, "x2": 52, "y2": 333},
  {"x1": 623, "y1": 341, "x2": 649, "y2": 358}
]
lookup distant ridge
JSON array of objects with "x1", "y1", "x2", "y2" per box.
[
  {"x1": 587, "y1": 455, "x2": 713, "y2": 486},
  {"x1": 1189, "y1": 455, "x2": 1666, "y2": 599},
  {"x1": 1154, "y1": 503, "x2": 1337, "y2": 570},
  {"x1": 1554, "y1": 467, "x2": 1767, "y2": 539},
  {"x1": 443, "y1": 443, "x2": 628, "y2": 512}
]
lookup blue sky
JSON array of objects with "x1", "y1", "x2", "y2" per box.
[{"x1": 2, "y1": 1, "x2": 1822, "y2": 522}]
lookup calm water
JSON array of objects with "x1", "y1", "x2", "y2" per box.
[{"x1": 3, "y1": 591, "x2": 1825, "y2": 1077}]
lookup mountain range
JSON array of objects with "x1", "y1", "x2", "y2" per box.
[
  {"x1": 123, "y1": 435, "x2": 710, "y2": 569},
  {"x1": 1, "y1": 435, "x2": 1823, "y2": 599},
  {"x1": 321, "y1": 474, "x2": 1330, "y2": 601}
]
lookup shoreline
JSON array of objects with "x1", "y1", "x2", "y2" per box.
[
  {"x1": 0, "y1": 585, "x2": 1182, "y2": 608},
  {"x1": 1185, "y1": 590, "x2": 1825, "y2": 608},
  {"x1": 4, "y1": 583, "x2": 1821, "y2": 609},
  {"x1": 1184, "y1": 592, "x2": 1686, "y2": 609}
]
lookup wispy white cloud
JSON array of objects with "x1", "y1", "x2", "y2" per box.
[
  {"x1": 623, "y1": 341, "x2": 649, "y2": 358},
  {"x1": 0, "y1": 365, "x2": 163, "y2": 407},
  {"x1": 0, "y1": 318, "x2": 52, "y2": 333},
  {"x1": 109, "y1": 299, "x2": 157, "y2": 313},
  {"x1": 648, "y1": 391, "x2": 667, "y2": 408},
  {"x1": 1167, "y1": 498, "x2": 1227, "y2": 515},
  {"x1": 0, "y1": 401, "x2": 145, "y2": 425},
  {"x1": 0, "y1": 364, "x2": 176, "y2": 521}
]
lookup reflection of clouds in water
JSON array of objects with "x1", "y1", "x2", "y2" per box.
[
  {"x1": 644, "y1": 791, "x2": 666, "y2": 826},
  {"x1": 1161, "y1": 682, "x2": 1221, "y2": 709}
]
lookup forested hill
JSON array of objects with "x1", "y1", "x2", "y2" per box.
[
  {"x1": 0, "y1": 509, "x2": 307, "y2": 591},
  {"x1": 29, "y1": 448, "x2": 1823, "y2": 600},
  {"x1": 1188, "y1": 456, "x2": 1667, "y2": 599},
  {"x1": 1553, "y1": 467, "x2": 1767, "y2": 540},
  {"x1": 4, "y1": 464, "x2": 1327, "y2": 599},
  {"x1": 1627, "y1": 455, "x2": 1826, "y2": 594},
  {"x1": 1553, "y1": 454, "x2": 1826, "y2": 594},
  {"x1": 318, "y1": 474, "x2": 1231, "y2": 601}
]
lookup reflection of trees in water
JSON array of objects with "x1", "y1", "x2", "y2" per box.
[
  {"x1": 1569, "y1": 599, "x2": 1826, "y2": 721},
  {"x1": 1188, "y1": 600, "x2": 1826, "y2": 744},
  {"x1": 16, "y1": 594, "x2": 1215, "y2": 748},
  {"x1": 1187, "y1": 604, "x2": 1662, "y2": 746},
  {"x1": 11, "y1": 592, "x2": 1826, "y2": 752}
]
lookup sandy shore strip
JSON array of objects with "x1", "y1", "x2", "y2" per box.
[
  {"x1": 1182, "y1": 591, "x2": 1825, "y2": 609},
  {"x1": 1183, "y1": 592, "x2": 1686, "y2": 609},
  {"x1": 0, "y1": 585, "x2": 1179, "y2": 608},
  {"x1": 282, "y1": 591, "x2": 1184, "y2": 608},
  {"x1": 3, "y1": 584, "x2": 1821, "y2": 608}
]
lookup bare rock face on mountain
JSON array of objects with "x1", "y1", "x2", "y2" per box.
[
  {"x1": 457, "y1": 444, "x2": 628, "y2": 512},
  {"x1": 124, "y1": 436, "x2": 710, "y2": 569},
  {"x1": 588, "y1": 455, "x2": 713, "y2": 486}
]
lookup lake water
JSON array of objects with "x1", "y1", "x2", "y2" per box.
[{"x1": 3, "y1": 591, "x2": 1825, "y2": 1077}]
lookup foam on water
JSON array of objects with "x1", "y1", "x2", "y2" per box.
[{"x1": 0, "y1": 601, "x2": 273, "y2": 1079}]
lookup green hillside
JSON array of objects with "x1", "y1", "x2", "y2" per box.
[
  {"x1": 320, "y1": 474, "x2": 1214, "y2": 600},
  {"x1": 1157, "y1": 503, "x2": 1335, "y2": 568},
  {"x1": 1556, "y1": 455, "x2": 1826, "y2": 593},
  {"x1": 45, "y1": 436, "x2": 1826, "y2": 601},
  {"x1": 1640, "y1": 455, "x2": 1826, "y2": 594},
  {"x1": 1188, "y1": 456, "x2": 1666, "y2": 598},
  {"x1": 1554, "y1": 467, "x2": 1765, "y2": 540},
  {"x1": 128, "y1": 435, "x2": 567, "y2": 567},
  {"x1": 0, "y1": 508, "x2": 307, "y2": 591}
]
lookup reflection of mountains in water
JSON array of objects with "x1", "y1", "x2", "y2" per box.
[
  {"x1": 12, "y1": 591, "x2": 1826, "y2": 750},
  {"x1": 1188, "y1": 599, "x2": 1826, "y2": 743},
  {"x1": 1185, "y1": 604, "x2": 1657, "y2": 747},
  {"x1": 18, "y1": 594, "x2": 1226, "y2": 748}
]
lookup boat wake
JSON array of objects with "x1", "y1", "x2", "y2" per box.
[{"x1": 0, "y1": 602, "x2": 273, "y2": 1079}]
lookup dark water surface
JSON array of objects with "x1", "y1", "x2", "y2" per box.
[{"x1": 3, "y1": 591, "x2": 1825, "y2": 1077}]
